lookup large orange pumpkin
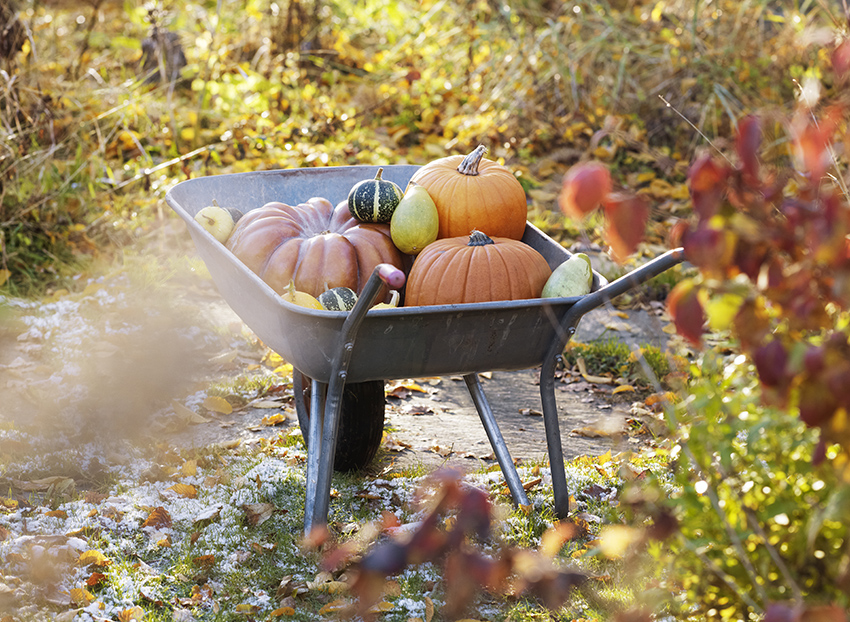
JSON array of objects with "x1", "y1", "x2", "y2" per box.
[
  {"x1": 226, "y1": 197, "x2": 405, "y2": 298},
  {"x1": 409, "y1": 145, "x2": 528, "y2": 241},
  {"x1": 404, "y1": 230, "x2": 551, "y2": 306}
]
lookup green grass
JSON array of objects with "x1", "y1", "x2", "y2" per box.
[{"x1": 563, "y1": 337, "x2": 673, "y2": 387}]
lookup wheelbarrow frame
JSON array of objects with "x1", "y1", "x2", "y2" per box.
[{"x1": 165, "y1": 165, "x2": 684, "y2": 532}]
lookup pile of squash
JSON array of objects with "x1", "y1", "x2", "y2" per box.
[{"x1": 198, "y1": 146, "x2": 594, "y2": 311}]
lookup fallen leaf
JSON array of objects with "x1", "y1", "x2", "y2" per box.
[
  {"x1": 203, "y1": 396, "x2": 233, "y2": 415},
  {"x1": 167, "y1": 483, "x2": 197, "y2": 498},
  {"x1": 116, "y1": 606, "x2": 146, "y2": 622},
  {"x1": 570, "y1": 425, "x2": 625, "y2": 438},
  {"x1": 193, "y1": 505, "x2": 223, "y2": 526},
  {"x1": 260, "y1": 413, "x2": 288, "y2": 426},
  {"x1": 78, "y1": 550, "x2": 110, "y2": 567},
  {"x1": 86, "y1": 572, "x2": 106, "y2": 587},
  {"x1": 172, "y1": 400, "x2": 210, "y2": 424},
  {"x1": 69, "y1": 588, "x2": 95, "y2": 606},
  {"x1": 519, "y1": 408, "x2": 543, "y2": 416},
  {"x1": 318, "y1": 598, "x2": 350, "y2": 615},
  {"x1": 522, "y1": 477, "x2": 543, "y2": 490},
  {"x1": 270, "y1": 607, "x2": 295, "y2": 617},
  {"x1": 142, "y1": 507, "x2": 172, "y2": 529},
  {"x1": 368, "y1": 601, "x2": 394, "y2": 613},
  {"x1": 243, "y1": 503, "x2": 279, "y2": 527},
  {"x1": 181, "y1": 460, "x2": 198, "y2": 477},
  {"x1": 45, "y1": 509, "x2": 67, "y2": 518},
  {"x1": 576, "y1": 358, "x2": 614, "y2": 384},
  {"x1": 613, "y1": 385, "x2": 636, "y2": 394}
]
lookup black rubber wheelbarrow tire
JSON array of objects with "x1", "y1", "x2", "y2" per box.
[{"x1": 293, "y1": 370, "x2": 386, "y2": 472}]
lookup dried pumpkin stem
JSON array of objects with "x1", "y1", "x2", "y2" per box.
[
  {"x1": 467, "y1": 229, "x2": 494, "y2": 246},
  {"x1": 457, "y1": 145, "x2": 488, "y2": 176}
]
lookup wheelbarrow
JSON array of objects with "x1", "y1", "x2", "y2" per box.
[{"x1": 165, "y1": 165, "x2": 684, "y2": 532}]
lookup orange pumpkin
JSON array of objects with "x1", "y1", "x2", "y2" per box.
[
  {"x1": 226, "y1": 197, "x2": 405, "y2": 298},
  {"x1": 404, "y1": 230, "x2": 552, "y2": 306},
  {"x1": 409, "y1": 145, "x2": 528, "y2": 240}
]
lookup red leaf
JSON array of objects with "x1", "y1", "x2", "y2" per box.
[
  {"x1": 602, "y1": 192, "x2": 650, "y2": 263},
  {"x1": 833, "y1": 39, "x2": 850, "y2": 81},
  {"x1": 752, "y1": 340, "x2": 788, "y2": 387},
  {"x1": 688, "y1": 155, "x2": 729, "y2": 221},
  {"x1": 798, "y1": 377, "x2": 838, "y2": 428},
  {"x1": 666, "y1": 280, "x2": 705, "y2": 347},
  {"x1": 682, "y1": 225, "x2": 732, "y2": 273},
  {"x1": 559, "y1": 162, "x2": 612, "y2": 220},
  {"x1": 736, "y1": 116, "x2": 762, "y2": 182}
]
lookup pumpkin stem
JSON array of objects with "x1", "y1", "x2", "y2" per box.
[
  {"x1": 374, "y1": 167, "x2": 385, "y2": 180},
  {"x1": 457, "y1": 145, "x2": 488, "y2": 176},
  {"x1": 467, "y1": 229, "x2": 494, "y2": 246}
]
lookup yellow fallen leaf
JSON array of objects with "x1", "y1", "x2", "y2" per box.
[
  {"x1": 117, "y1": 606, "x2": 146, "y2": 622},
  {"x1": 612, "y1": 385, "x2": 636, "y2": 394},
  {"x1": 203, "y1": 396, "x2": 233, "y2": 414},
  {"x1": 368, "y1": 601, "x2": 394, "y2": 613},
  {"x1": 576, "y1": 358, "x2": 614, "y2": 384},
  {"x1": 270, "y1": 607, "x2": 295, "y2": 617},
  {"x1": 181, "y1": 460, "x2": 198, "y2": 477},
  {"x1": 235, "y1": 603, "x2": 260, "y2": 613},
  {"x1": 316, "y1": 580, "x2": 348, "y2": 594},
  {"x1": 318, "y1": 598, "x2": 350, "y2": 615},
  {"x1": 45, "y1": 509, "x2": 67, "y2": 518},
  {"x1": 167, "y1": 483, "x2": 197, "y2": 498},
  {"x1": 69, "y1": 588, "x2": 95, "y2": 606},
  {"x1": 78, "y1": 550, "x2": 110, "y2": 567},
  {"x1": 260, "y1": 413, "x2": 288, "y2": 426},
  {"x1": 172, "y1": 400, "x2": 210, "y2": 424},
  {"x1": 0, "y1": 269, "x2": 10, "y2": 288}
]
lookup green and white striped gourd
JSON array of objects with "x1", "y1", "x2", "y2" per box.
[
  {"x1": 318, "y1": 286, "x2": 358, "y2": 311},
  {"x1": 347, "y1": 168, "x2": 403, "y2": 223}
]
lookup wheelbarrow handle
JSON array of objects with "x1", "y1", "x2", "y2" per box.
[
  {"x1": 571, "y1": 247, "x2": 685, "y2": 319},
  {"x1": 307, "y1": 262, "x2": 405, "y2": 530}
]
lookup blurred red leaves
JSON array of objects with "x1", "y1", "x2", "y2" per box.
[
  {"x1": 666, "y1": 280, "x2": 704, "y2": 347},
  {"x1": 688, "y1": 154, "x2": 729, "y2": 221},
  {"x1": 339, "y1": 469, "x2": 588, "y2": 620},
  {"x1": 603, "y1": 192, "x2": 650, "y2": 263},
  {"x1": 558, "y1": 161, "x2": 612, "y2": 220}
]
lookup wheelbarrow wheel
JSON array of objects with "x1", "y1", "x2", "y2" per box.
[{"x1": 293, "y1": 370, "x2": 385, "y2": 472}]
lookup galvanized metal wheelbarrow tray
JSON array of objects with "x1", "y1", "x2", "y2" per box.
[{"x1": 165, "y1": 165, "x2": 684, "y2": 532}]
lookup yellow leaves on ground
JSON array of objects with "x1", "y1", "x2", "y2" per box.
[
  {"x1": 172, "y1": 400, "x2": 210, "y2": 424},
  {"x1": 78, "y1": 550, "x2": 110, "y2": 567},
  {"x1": 167, "y1": 483, "x2": 197, "y2": 498},
  {"x1": 203, "y1": 395, "x2": 233, "y2": 414},
  {"x1": 69, "y1": 587, "x2": 96, "y2": 606}
]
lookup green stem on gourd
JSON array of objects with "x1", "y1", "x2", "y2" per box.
[
  {"x1": 467, "y1": 229, "x2": 494, "y2": 246},
  {"x1": 457, "y1": 145, "x2": 488, "y2": 176}
]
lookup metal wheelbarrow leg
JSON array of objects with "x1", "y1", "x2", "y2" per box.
[
  {"x1": 303, "y1": 264, "x2": 406, "y2": 534},
  {"x1": 463, "y1": 374, "x2": 530, "y2": 507},
  {"x1": 539, "y1": 248, "x2": 686, "y2": 519}
]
